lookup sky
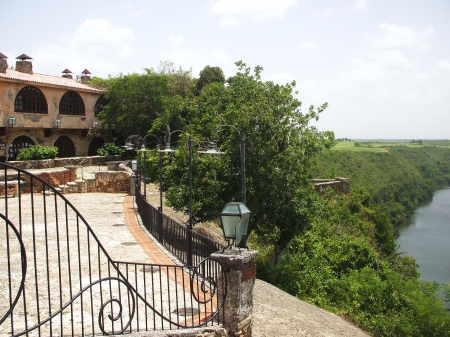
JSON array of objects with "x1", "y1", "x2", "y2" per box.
[{"x1": 2, "y1": 0, "x2": 449, "y2": 139}]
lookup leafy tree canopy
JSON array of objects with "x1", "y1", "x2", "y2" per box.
[
  {"x1": 91, "y1": 61, "x2": 195, "y2": 140},
  {"x1": 196, "y1": 65, "x2": 225, "y2": 93},
  {"x1": 163, "y1": 61, "x2": 335, "y2": 263}
]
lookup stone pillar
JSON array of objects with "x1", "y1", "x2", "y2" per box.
[
  {"x1": 0, "y1": 58, "x2": 7, "y2": 73},
  {"x1": 15, "y1": 60, "x2": 33, "y2": 74},
  {"x1": 211, "y1": 248, "x2": 258, "y2": 337}
]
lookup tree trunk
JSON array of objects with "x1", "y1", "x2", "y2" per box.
[{"x1": 270, "y1": 238, "x2": 293, "y2": 265}]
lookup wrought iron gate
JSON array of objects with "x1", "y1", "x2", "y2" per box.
[{"x1": 0, "y1": 163, "x2": 226, "y2": 336}]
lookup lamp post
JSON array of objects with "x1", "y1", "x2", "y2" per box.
[
  {"x1": 139, "y1": 134, "x2": 161, "y2": 201},
  {"x1": 123, "y1": 134, "x2": 163, "y2": 200},
  {"x1": 160, "y1": 130, "x2": 193, "y2": 266},
  {"x1": 123, "y1": 135, "x2": 143, "y2": 193},
  {"x1": 199, "y1": 124, "x2": 250, "y2": 248}
]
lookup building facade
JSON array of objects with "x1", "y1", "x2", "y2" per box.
[{"x1": 0, "y1": 53, "x2": 112, "y2": 161}]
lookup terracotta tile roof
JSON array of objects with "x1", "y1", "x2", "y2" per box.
[
  {"x1": 0, "y1": 68, "x2": 104, "y2": 93},
  {"x1": 16, "y1": 54, "x2": 33, "y2": 60}
]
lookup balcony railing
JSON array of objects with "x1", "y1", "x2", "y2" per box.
[{"x1": 0, "y1": 163, "x2": 226, "y2": 336}]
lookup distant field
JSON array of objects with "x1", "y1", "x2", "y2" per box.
[
  {"x1": 332, "y1": 140, "x2": 450, "y2": 151},
  {"x1": 331, "y1": 142, "x2": 387, "y2": 152}
]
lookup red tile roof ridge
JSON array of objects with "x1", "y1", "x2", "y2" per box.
[{"x1": 0, "y1": 68, "x2": 104, "y2": 93}]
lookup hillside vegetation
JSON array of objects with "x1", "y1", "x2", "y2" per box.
[{"x1": 254, "y1": 145, "x2": 450, "y2": 336}]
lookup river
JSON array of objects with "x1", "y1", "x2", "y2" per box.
[{"x1": 397, "y1": 187, "x2": 450, "y2": 285}]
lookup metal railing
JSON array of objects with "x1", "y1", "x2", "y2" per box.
[
  {"x1": 0, "y1": 163, "x2": 226, "y2": 336},
  {"x1": 135, "y1": 185, "x2": 226, "y2": 266}
]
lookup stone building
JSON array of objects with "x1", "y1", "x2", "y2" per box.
[{"x1": 0, "y1": 53, "x2": 112, "y2": 161}]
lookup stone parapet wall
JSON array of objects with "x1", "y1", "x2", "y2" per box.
[
  {"x1": 96, "y1": 171, "x2": 131, "y2": 193},
  {"x1": 7, "y1": 155, "x2": 121, "y2": 170},
  {"x1": 122, "y1": 327, "x2": 227, "y2": 337}
]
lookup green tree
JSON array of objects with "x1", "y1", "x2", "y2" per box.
[
  {"x1": 163, "y1": 61, "x2": 335, "y2": 264},
  {"x1": 94, "y1": 72, "x2": 169, "y2": 138},
  {"x1": 196, "y1": 65, "x2": 225, "y2": 93}
]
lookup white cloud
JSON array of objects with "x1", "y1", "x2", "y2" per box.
[
  {"x1": 367, "y1": 23, "x2": 433, "y2": 52},
  {"x1": 301, "y1": 41, "x2": 320, "y2": 50},
  {"x1": 28, "y1": 19, "x2": 135, "y2": 76},
  {"x1": 311, "y1": 8, "x2": 332, "y2": 19},
  {"x1": 168, "y1": 35, "x2": 185, "y2": 47},
  {"x1": 208, "y1": 0, "x2": 297, "y2": 26},
  {"x1": 351, "y1": 0, "x2": 368, "y2": 11},
  {"x1": 73, "y1": 19, "x2": 134, "y2": 50},
  {"x1": 437, "y1": 59, "x2": 450, "y2": 71}
]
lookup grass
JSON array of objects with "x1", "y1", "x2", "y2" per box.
[
  {"x1": 331, "y1": 142, "x2": 387, "y2": 152},
  {"x1": 332, "y1": 140, "x2": 450, "y2": 152}
]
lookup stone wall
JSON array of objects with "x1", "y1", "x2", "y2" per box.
[
  {"x1": 310, "y1": 178, "x2": 350, "y2": 194},
  {"x1": 96, "y1": 171, "x2": 131, "y2": 193},
  {"x1": 7, "y1": 155, "x2": 121, "y2": 169}
]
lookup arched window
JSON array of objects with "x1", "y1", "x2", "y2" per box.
[
  {"x1": 59, "y1": 91, "x2": 85, "y2": 115},
  {"x1": 54, "y1": 136, "x2": 75, "y2": 158},
  {"x1": 14, "y1": 86, "x2": 48, "y2": 113},
  {"x1": 8, "y1": 136, "x2": 35, "y2": 161},
  {"x1": 94, "y1": 95, "x2": 108, "y2": 116},
  {"x1": 88, "y1": 136, "x2": 105, "y2": 156}
]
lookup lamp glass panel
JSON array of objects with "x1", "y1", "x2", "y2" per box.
[
  {"x1": 235, "y1": 218, "x2": 243, "y2": 246},
  {"x1": 239, "y1": 204, "x2": 250, "y2": 213},
  {"x1": 131, "y1": 159, "x2": 138, "y2": 171},
  {"x1": 240, "y1": 213, "x2": 250, "y2": 235},
  {"x1": 220, "y1": 215, "x2": 240, "y2": 238},
  {"x1": 222, "y1": 203, "x2": 240, "y2": 214}
]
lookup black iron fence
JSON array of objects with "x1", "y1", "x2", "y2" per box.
[
  {"x1": 0, "y1": 163, "x2": 226, "y2": 336},
  {"x1": 135, "y1": 186, "x2": 226, "y2": 266}
]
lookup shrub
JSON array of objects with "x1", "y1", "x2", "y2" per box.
[
  {"x1": 16, "y1": 145, "x2": 59, "y2": 160},
  {"x1": 96, "y1": 143, "x2": 125, "y2": 156}
]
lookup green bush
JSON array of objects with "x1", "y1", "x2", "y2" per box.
[
  {"x1": 96, "y1": 143, "x2": 125, "y2": 156},
  {"x1": 16, "y1": 145, "x2": 59, "y2": 160}
]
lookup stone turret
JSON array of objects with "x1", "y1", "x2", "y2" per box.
[
  {"x1": 15, "y1": 54, "x2": 33, "y2": 74},
  {"x1": 0, "y1": 52, "x2": 8, "y2": 73},
  {"x1": 80, "y1": 69, "x2": 91, "y2": 84},
  {"x1": 62, "y1": 68, "x2": 73, "y2": 79}
]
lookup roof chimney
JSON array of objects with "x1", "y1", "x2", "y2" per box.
[
  {"x1": 62, "y1": 68, "x2": 73, "y2": 79},
  {"x1": 15, "y1": 54, "x2": 33, "y2": 74},
  {"x1": 80, "y1": 69, "x2": 91, "y2": 84},
  {"x1": 0, "y1": 52, "x2": 7, "y2": 73}
]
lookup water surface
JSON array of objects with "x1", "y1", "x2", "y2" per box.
[{"x1": 397, "y1": 187, "x2": 450, "y2": 285}]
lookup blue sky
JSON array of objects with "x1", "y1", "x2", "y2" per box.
[{"x1": 3, "y1": 0, "x2": 449, "y2": 139}]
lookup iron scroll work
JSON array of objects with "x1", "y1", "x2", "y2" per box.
[{"x1": 0, "y1": 163, "x2": 227, "y2": 336}]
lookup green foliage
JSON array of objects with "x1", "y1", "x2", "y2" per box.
[
  {"x1": 96, "y1": 143, "x2": 125, "y2": 156},
  {"x1": 16, "y1": 145, "x2": 58, "y2": 160},
  {"x1": 196, "y1": 65, "x2": 225, "y2": 93},
  {"x1": 254, "y1": 193, "x2": 450, "y2": 336},
  {"x1": 160, "y1": 61, "x2": 335, "y2": 261},
  {"x1": 311, "y1": 147, "x2": 450, "y2": 226}
]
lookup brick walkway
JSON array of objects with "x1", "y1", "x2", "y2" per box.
[{"x1": 122, "y1": 195, "x2": 176, "y2": 266}]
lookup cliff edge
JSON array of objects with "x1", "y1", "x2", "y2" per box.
[{"x1": 252, "y1": 279, "x2": 370, "y2": 337}]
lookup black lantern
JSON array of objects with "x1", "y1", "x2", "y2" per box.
[{"x1": 219, "y1": 202, "x2": 251, "y2": 250}]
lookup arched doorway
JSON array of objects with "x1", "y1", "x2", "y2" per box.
[
  {"x1": 88, "y1": 136, "x2": 105, "y2": 156},
  {"x1": 8, "y1": 136, "x2": 35, "y2": 161},
  {"x1": 54, "y1": 136, "x2": 75, "y2": 158}
]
